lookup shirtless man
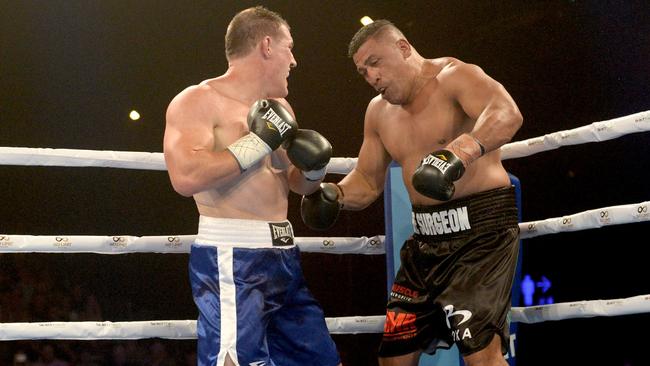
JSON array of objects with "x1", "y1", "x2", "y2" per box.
[
  {"x1": 163, "y1": 6, "x2": 340, "y2": 366},
  {"x1": 301, "y1": 20, "x2": 523, "y2": 366}
]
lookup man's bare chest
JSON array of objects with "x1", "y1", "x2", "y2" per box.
[{"x1": 378, "y1": 101, "x2": 467, "y2": 161}]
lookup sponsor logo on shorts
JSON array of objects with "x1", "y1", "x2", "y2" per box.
[
  {"x1": 261, "y1": 107, "x2": 292, "y2": 137},
  {"x1": 444, "y1": 304, "x2": 473, "y2": 341},
  {"x1": 383, "y1": 310, "x2": 417, "y2": 340},
  {"x1": 412, "y1": 206, "x2": 471, "y2": 235},
  {"x1": 249, "y1": 361, "x2": 266, "y2": 366},
  {"x1": 269, "y1": 222, "x2": 294, "y2": 246},
  {"x1": 390, "y1": 284, "x2": 419, "y2": 302}
]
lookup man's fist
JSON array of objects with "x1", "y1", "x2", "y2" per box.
[
  {"x1": 285, "y1": 129, "x2": 332, "y2": 181},
  {"x1": 412, "y1": 150, "x2": 465, "y2": 201},
  {"x1": 301, "y1": 183, "x2": 342, "y2": 230},
  {"x1": 228, "y1": 99, "x2": 298, "y2": 171}
]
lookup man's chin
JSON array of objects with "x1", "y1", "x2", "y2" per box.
[{"x1": 382, "y1": 93, "x2": 401, "y2": 105}]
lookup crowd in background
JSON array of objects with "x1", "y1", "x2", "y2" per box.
[{"x1": 0, "y1": 254, "x2": 196, "y2": 366}]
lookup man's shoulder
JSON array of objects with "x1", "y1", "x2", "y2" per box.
[
  {"x1": 170, "y1": 78, "x2": 234, "y2": 108},
  {"x1": 433, "y1": 57, "x2": 484, "y2": 78},
  {"x1": 429, "y1": 57, "x2": 467, "y2": 75},
  {"x1": 172, "y1": 83, "x2": 215, "y2": 103},
  {"x1": 367, "y1": 94, "x2": 388, "y2": 113}
]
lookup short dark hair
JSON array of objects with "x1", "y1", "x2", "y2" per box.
[
  {"x1": 225, "y1": 6, "x2": 289, "y2": 60},
  {"x1": 348, "y1": 19, "x2": 397, "y2": 58}
]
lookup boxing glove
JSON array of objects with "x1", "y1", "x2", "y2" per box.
[
  {"x1": 301, "y1": 183, "x2": 342, "y2": 230},
  {"x1": 285, "y1": 129, "x2": 332, "y2": 181},
  {"x1": 412, "y1": 150, "x2": 465, "y2": 201},
  {"x1": 228, "y1": 99, "x2": 298, "y2": 171}
]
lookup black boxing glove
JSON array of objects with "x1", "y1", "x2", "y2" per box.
[
  {"x1": 227, "y1": 99, "x2": 298, "y2": 171},
  {"x1": 412, "y1": 133, "x2": 485, "y2": 201},
  {"x1": 412, "y1": 150, "x2": 465, "y2": 201},
  {"x1": 301, "y1": 183, "x2": 342, "y2": 230},
  {"x1": 285, "y1": 129, "x2": 332, "y2": 181}
]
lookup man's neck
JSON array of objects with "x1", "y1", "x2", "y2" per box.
[{"x1": 223, "y1": 58, "x2": 267, "y2": 104}]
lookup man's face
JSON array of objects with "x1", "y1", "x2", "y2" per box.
[
  {"x1": 267, "y1": 24, "x2": 296, "y2": 98},
  {"x1": 353, "y1": 35, "x2": 408, "y2": 105}
]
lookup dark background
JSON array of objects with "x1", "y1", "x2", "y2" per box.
[{"x1": 1, "y1": 1, "x2": 650, "y2": 365}]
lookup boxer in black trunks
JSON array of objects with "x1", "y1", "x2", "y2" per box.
[{"x1": 300, "y1": 20, "x2": 523, "y2": 366}]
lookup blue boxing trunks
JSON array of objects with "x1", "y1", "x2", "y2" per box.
[
  {"x1": 190, "y1": 216, "x2": 340, "y2": 366},
  {"x1": 378, "y1": 186, "x2": 520, "y2": 358}
]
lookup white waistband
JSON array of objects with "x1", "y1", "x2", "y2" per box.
[{"x1": 195, "y1": 216, "x2": 295, "y2": 249}]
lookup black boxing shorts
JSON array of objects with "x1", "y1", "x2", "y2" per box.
[{"x1": 378, "y1": 186, "x2": 520, "y2": 358}]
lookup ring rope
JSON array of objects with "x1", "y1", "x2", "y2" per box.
[
  {"x1": 519, "y1": 200, "x2": 650, "y2": 239},
  {"x1": 0, "y1": 235, "x2": 385, "y2": 255},
  {"x1": 500, "y1": 109, "x2": 650, "y2": 160},
  {"x1": 4, "y1": 292, "x2": 650, "y2": 340},
  {"x1": 0, "y1": 146, "x2": 357, "y2": 174},
  {"x1": 1, "y1": 111, "x2": 648, "y2": 170},
  {"x1": 511, "y1": 294, "x2": 650, "y2": 324},
  {"x1": 0, "y1": 316, "x2": 387, "y2": 340},
  {"x1": 3, "y1": 199, "x2": 648, "y2": 254}
]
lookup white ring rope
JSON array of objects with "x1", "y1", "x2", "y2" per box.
[
  {"x1": 500, "y1": 109, "x2": 650, "y2": 160},
  {"x1": 519, "y1": 201, "x2": 650, "y2": 239},
  {"x1": 511, "y1": 294, "x2": 650, "y2": 324},
  {"x1": 0, "y1": 317, "x2": 387, "y2": 340},
  {"x1": 0, "y1": 147, "x2": 357, "y2": 174},
  {"x1": 0, "y1": 235, "x2": 385, "y2": 255},
  {"x1": 4, "y1": 292, "x2": 650, "y2": 339},
  {"x1": 3, "y1": 200, "x2": 647, "y2": 254},
  {"x1": 0, "y1": 110, "x2": 647, "y2": 169}
]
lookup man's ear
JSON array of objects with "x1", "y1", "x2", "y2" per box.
[
  {"x1": 396, "y1": 39, "x2": 411, "y2": 59},
  {"x1": 261, "y1": 36, "x2": 272, "y2": 58}
]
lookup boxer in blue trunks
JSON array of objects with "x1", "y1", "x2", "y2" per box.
[
  {"x1": 163, "y1": 6, "x2": 340, "y2": 366},
  {"x1": 300, "y1": 20, "x2": 523, "y2": 366}
]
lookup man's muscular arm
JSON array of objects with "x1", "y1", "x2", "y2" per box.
[
  {"x1": 163, "y1": 86, "x2": 241, "y2": 197},
  {"x1": 412, "y1": 61, "x2": 522, "y2": 201},
  {"x1": 300, "y1": 100, "x2": 390, "y2": 230},
  {"x1": 338, "y1": 100, "x2": 392, "y2": 210},
  {"x1": 442, "y1": 59, "x2": 523, "y2": 156}
]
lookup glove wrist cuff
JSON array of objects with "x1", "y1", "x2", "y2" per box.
[
  {"x1": 447, "y1": 133, "x2": 484, "y2": 166},
  {"x1": 303, "y1": 166, "x2": 327, "y2": 181},
  {"x1": 227, "y1": 133, "x2": 272, "y2": 171}
]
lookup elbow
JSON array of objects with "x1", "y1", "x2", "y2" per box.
[
  {"x1": 512, "y1": 109, "x2": 523, "y2": 131},
  {"x1": 169, "y1": 176, "x2": 197, "y2": 197},
  {"x1": 502, "y1": 108, "x2": 523, "y2": 143}
]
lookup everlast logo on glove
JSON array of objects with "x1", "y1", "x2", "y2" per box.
[
  {"x1": 422, "y1": 154, "x2": 452, "y2": 173},
  {"x1": 262, "y1": 108, "x2": 292, "y2": 136},
  {"x1": 269, "y1": 222, "x2": 294, "y2": 246}
]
